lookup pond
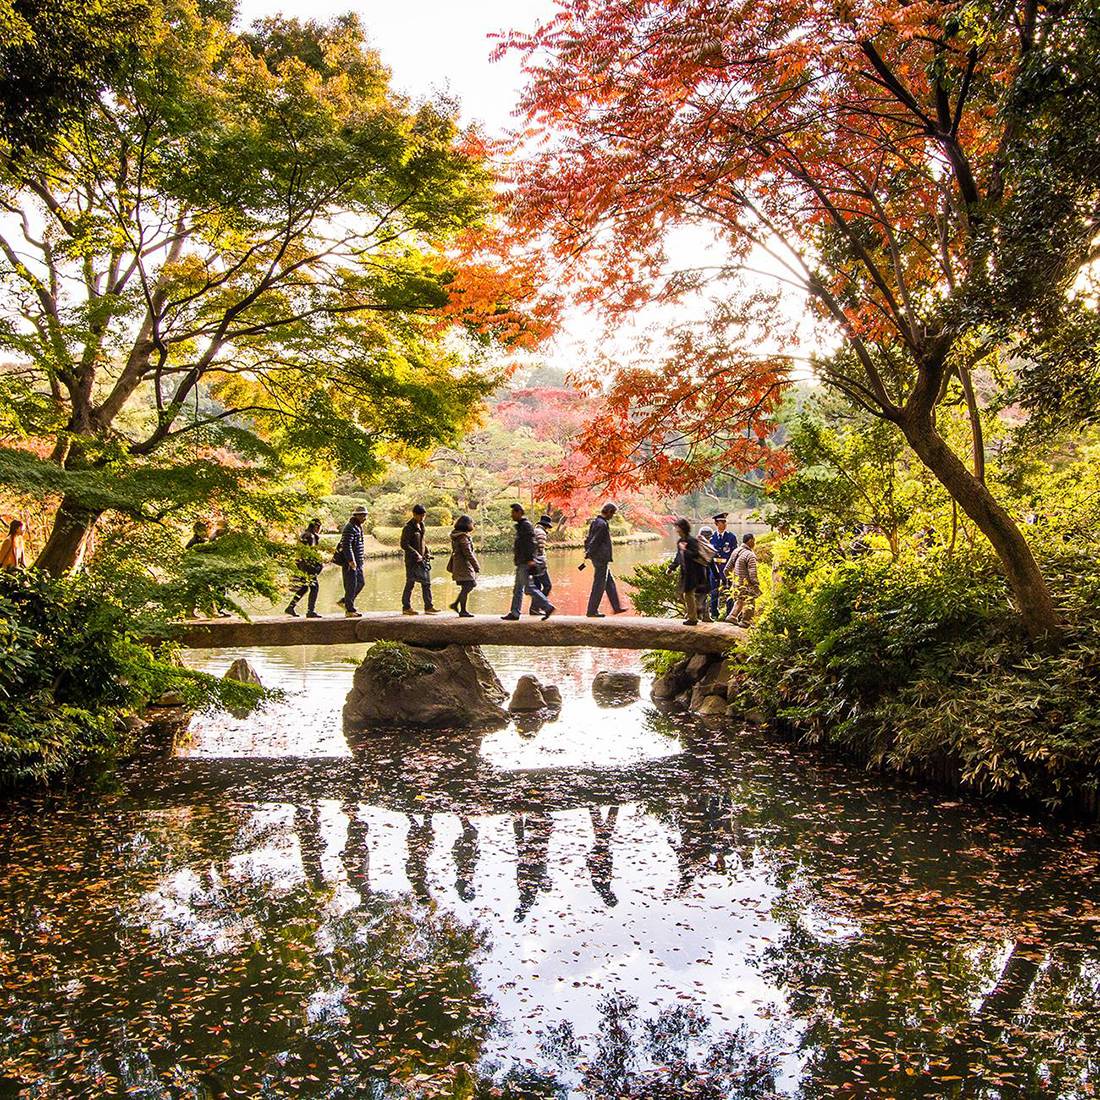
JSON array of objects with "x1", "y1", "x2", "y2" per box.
[{"x1": 2, "y1": 544, "x2": 1099, "y2": 1098}]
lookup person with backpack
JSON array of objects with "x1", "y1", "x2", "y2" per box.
[
  {"x1": 335, "y1": 506, "x2": 367, "y2": 617},
  {"x1": 501, "y1": 503, "x2": 555, "y2": 620},
  {"x1": 285, "y1": 518, "x2": 324, "y2": 618},
  {"x1": 446, "y1": 514, "x2": 480, "y2": 616},
  {"x1": 529, "y1": 514, "x2": 553, "y2": 613},
  {"x1": 668, "y1": 518, "x2": 713, "y2": 625},
  {"x1": 729, "y1": 533, "x2": 761, "y2": 626}
]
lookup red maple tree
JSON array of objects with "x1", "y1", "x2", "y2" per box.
[{"x1": 499, "y1": 0, "x2": 1099, "y2": 635}]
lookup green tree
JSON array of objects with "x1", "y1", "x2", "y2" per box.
[
  {"x1": 0, "y1": 4, "x2": 509, "y2": 573},
  {"x1": 0, "y1": 0, "x2": 152, "y2": 152}
]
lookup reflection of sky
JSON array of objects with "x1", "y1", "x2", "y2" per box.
[{"x1": 137, "y1": 797, "x2": 801, "y2": 1088}]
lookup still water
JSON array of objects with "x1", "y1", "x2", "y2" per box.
[{"x1": 2, "y1": 545, "x2": 1099, "y2": 1098}]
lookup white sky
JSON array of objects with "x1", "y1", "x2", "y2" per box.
[{"x1": 235, "y1": 0, "x2": 556, "y2": 135}]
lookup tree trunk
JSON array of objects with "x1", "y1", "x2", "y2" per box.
[
  {"x1": 901, "y1": 416, "x2": 1061, "y2": 638},
  {"x1": 34, "y1": 495, "x2": 102, "y2": 576}
]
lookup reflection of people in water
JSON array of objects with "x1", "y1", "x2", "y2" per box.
[
  {"x1": 405, "y1": 814, "x2": 433, "y2": 903},
  {"x1": 295, "y1": 803, "x2": 326, "y2": 888},
  {"x1": 673, "y1": 793, "x2": 736, "y2": 893},
  {"x1": 513, "y1": 812, "x2": 553, "y2": 922},
  {"x1": 342, "y1": 801, "x2": 370, "y2": 897},
  {"x1": 587, "y1": 805, "x2": 619, "y2": 907},
  {"x1": 453, "y1": 817, "x2": 479, "y2": 902}
]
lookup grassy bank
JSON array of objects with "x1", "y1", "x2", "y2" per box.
[
  {"x1": 726, "y1": 547, "x2": 1100, "y2": 817},
  {"x1": 0, "y1": 572, "x2": 263, "y2": 790}
]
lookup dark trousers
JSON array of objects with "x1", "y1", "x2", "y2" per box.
[
  {"x1": 586, "y1": 560, "x2": 623, "y2": 615},
  {"x1": 288, "y1": 575, "x2": 319, "y2": 613},
  {"x1": 402, "y1": 565, "x2": 434, "y2": 610},
  {"x1": 455, "y1": 580, "x2": 475, "y2": 612},
  {"x1": 530, "y1": 569, "x2": 552, "y2": 606},
  {"x1": 342, "y1": 565, "x2": 364, "y2": 612}
]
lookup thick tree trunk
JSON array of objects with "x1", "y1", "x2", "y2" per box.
[
  {"x1": 900, "y1": 416, "x2": 1061, "y2": 638},
  {"x1": 34, "y1": 495, "x2": 102, "y2": 576}
]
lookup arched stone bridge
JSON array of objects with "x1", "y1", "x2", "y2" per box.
[{"x1": 171, "y1": 613, "x2": 744, "y2": 654}]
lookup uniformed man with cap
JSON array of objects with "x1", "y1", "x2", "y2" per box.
[{"x1": 709, "y1": 513, "x2": 738, "y2": 618}]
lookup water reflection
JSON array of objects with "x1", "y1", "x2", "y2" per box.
[{"x1": 3, "y1": 714, "x2": 1100, "y2": 1097}]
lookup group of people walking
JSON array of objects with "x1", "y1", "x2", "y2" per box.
[
  {"x1": 286, "y1": 502, "x2": 757, "y2": 627},
  {"x1": 670, "y1": 513, "x2": 759, "y2": 626}
]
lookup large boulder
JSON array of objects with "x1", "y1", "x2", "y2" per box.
[
  {"x1": 650, "y1": 657, "x2": 692, "y2": 701},
  {"x1": 592, "y1": 670, "x2": 642, "y2": 706},
  {"x1": 344, "y1": 643, "x2": 508, "y2": 731}
]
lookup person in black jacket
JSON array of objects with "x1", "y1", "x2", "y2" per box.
[
  {"x1": 668, "y1": 518, "x2": 712, "y2": 625},
  {"x1": 583, "y1": 502, "x2": 627, "y2": 617},
  {"x1": 400, "y1": 504, "x2": 439, "y2": 615},
  {"x1": 285, "y1": 518, "x2": 323, "y2": 617},
  {"x1": 501, "y1": 503, "x2": 555, "y2": 620}
]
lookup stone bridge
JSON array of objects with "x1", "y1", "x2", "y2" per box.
[{"x1": 171, "y1": 612, "x2": 744, "y2": 654}]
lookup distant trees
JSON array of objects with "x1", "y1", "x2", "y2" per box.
[
  {"x1": 503, "y1": 0, "x2": 1100, "y2": 635},
  {"x1": 0, "y1": 5, "x2": 526, "y2": 573}
]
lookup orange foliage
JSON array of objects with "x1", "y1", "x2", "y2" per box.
[{"x1": 497, "y1": 0, "x2": 1049, "y2": 491}]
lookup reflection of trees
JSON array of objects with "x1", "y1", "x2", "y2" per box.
[
  {"x1": 6, "y1": 721, "x2": 1100, "y2": 1098},
  {"x1": 0, "y1": 802, "x2": 497, "y2": 1097},
  {"x1": 637, "y1": 731, "x2": 1100, "y2": 1098},
  {"x1": 537, "y1": 993, "x2": 783, "y2": 1099}
]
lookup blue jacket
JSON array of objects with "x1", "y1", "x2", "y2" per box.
[
  {"x1": 341, "y1": 520, "x2": 365, "y2": 569},
  {"x1": 710, "y1": 529, "x2": 738, "y2": 569}
]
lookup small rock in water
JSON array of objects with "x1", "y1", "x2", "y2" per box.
[
  {"x1": 509, "y1": 674, "x2": 550, "y2": 712},
  {"x1": 223, "y1": 658, "x2": 263, "y2": 687},
  {"x1": 592, "y1": 670, "x2": 642, "y2": 706},
  {"x1": 695, "y1": 693, "x2": 728, "y2": 717}
]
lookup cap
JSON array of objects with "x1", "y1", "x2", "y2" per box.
[
  {"x1": 712, "y1": 512, "x2": 729, "y2": 521},
  {"x1": 351, "y1": 506, "x2": 367, "y2": 517},
  {"x1": 537, "y1": 515, "x2": 553, "y2": 528}
]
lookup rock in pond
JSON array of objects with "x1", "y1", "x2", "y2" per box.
[
  {"x1": 223, "y1": 658, "x2": 263, "y2": 687},
  {"x1": 695, "y1": 693, "x2": 728, "y2": 717},
  {"x1": 344, "y1": 642, "x2": 509, "y2": 731},
  {"x1": 592, "y1": 670, "x2": 642, "y2": 706},
  {"x1": 509, "y1": 674, "x2": 559, "y2": 713}
]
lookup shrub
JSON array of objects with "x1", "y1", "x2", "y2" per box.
[
  {"x1": 0, "y1": 571, "x2": 265, "y2": 788},
  {"x1": 731, "y1": 546, "x2": 1100, "y2": 811},
  {"x1": 362, "y1": 641, "x2": 437, "y2": 685}
]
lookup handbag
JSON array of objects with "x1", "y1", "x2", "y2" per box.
[
  {"x1": 332, "y1": 541, "x2": 348, "y2": 566},
  {"x1": 412, "y1": 558, "x2": 431, "y2": 583}
]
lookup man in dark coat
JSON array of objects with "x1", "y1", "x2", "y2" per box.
[
  {"x1": 285, "y1": 518, "x2": 323, "y2": 618},
  {"x1": 584, "y1": 503, "x2": 627, "y2": 617},
  {"x1": 502, "y1": 503, "x2": 554, "y2": 620},
  {"x1": 400, "y1": 504, "x2": 439, "y2": 615}
]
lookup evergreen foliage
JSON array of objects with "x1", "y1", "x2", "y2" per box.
[{"x1": 0, "y1": 570, "x2": 264, "y2": 787}]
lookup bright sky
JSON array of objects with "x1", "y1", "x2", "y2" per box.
[{"x1": 235, "y1": 0, "x2": 556, "y2": 135}]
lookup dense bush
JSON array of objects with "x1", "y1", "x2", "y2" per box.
[
  {"x1": 0, "y1": 571, "x2": 264, "y2": 788},
  {"x1": 730, "y1": 547, "x2": 1100, "y2": 812}
]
